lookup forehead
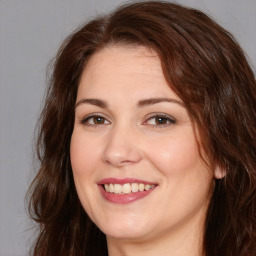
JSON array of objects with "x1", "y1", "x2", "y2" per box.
[
  {"x1": 77, "y1": 45, "x2": 179, "y2": 101},
  {"x1": 86, "y1": 44, "x2": 160, "y2": 74}
]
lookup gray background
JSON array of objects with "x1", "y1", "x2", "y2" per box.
[{"x1": 0, "y1": 0, "x2": 255, "y2": 255}]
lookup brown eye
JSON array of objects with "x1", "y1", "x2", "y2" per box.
[
  {"x1": 93, "y1": 116, "x2": 105, "y2": 124},
  {"x1": 81, "y1": 114, "x2": 110, "y2": 126},
  {"x1": 155, "y1": 116, "x2": 168, "y2": 125},
  {"x1": 145, "y1": 114, "x2": 176, "y2": 127}
]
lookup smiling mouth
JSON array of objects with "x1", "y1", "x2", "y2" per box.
[
  {"x1": 98, "y1": 178, "x2": 157, "y2": 203},
  {"x1": 103, "y1": 183, "x2": 156, "y2": 194}
]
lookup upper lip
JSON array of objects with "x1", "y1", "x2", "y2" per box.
[{"x1": 97, "y1": 177, "x2": 158, "y2": 185}]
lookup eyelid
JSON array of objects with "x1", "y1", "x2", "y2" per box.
[
  {"x1": 143, "y1": 113, "x2": 176, "y2": 127},
  {"x1": 79, "y1": 113, "x2": 111, "y2": 126}
]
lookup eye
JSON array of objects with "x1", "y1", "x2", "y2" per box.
[
  {"x1": 144, "y1": 114, "x2": 176, "y2": 127},
  {"x1": 80, "y1": 114, "x2": 110, "y2": 126}
]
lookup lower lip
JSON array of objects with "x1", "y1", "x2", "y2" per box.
[{"x1": 98, "y1": 185, "x2": 156, "y2": 204}]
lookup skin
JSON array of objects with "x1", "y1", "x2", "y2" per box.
[{"x1": 70, "y1": 45, "x2": 218, "y2": 256}]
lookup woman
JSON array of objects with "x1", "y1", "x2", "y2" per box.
[{"x1": 27, "y1": 1, "x2": 256, "y2": 256}]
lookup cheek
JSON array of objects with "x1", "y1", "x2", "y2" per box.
[
  {"x1": 70, "y1": 130, "x2": 101, "y2": 176},
  {"x1": 145, "y1": 132, "x2": 213, "y2": 221},
  {"x1": 146, "y1": 132, "x2": 201, "y2": 176},
  {"x1": 145, "y1": 129, "x2": 213, "y2": 201},
  {"x1": 70, "y1": 131, "x2": 103, "y2": 218}
]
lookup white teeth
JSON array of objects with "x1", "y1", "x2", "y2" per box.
[
  {"x1": 104, "y1": 184, "x2": 110, "y2": 192},
  {"x1": 114, "y1": 184, "x2": 122, "y2": 194},
  {"x1": 103, "y1": 183, "x2": 155, "y2": 194},
  {"x1": 145, "y1": 184, "x2": 154, "y2": 190},
  {"x1": 109, "y1": 184, "x2": 114, "y2": 193},
  {"x1": 123, "y1": 183, "x2": 131, "y2": 194},
  {"x1": 139, "y1": 183, "x2": 144, "y2": 191},
  {"x1": 131, "y1": 183, "x2": 139, "y2": 192}
]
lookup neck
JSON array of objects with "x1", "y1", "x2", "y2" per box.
[{"x1": 107, "y1": 210, "x2": 206, "y2": 256}]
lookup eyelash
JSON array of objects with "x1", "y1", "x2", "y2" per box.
[
  {"x1": 144, "y1": 114, "x2": 176, "y2": 127},
  {"x1": 80, "y1": 113, "x2": 176, "y2": 128},
  {"x1": 80, "y1": 113, "x2": 110, "y2": 127}
]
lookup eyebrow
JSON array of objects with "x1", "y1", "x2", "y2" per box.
[
  {"x1": 137, "y1": 97, "x2": 184, "y2": 107},
  {"x1": 75, "y1": 98, "x2": 108, "y2": 108},
  {"x1": 75, "y1": 97, "x2": 184, "y2": 109}
]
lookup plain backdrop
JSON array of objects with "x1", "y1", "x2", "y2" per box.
[{"x1": 0, "y1": 0, "x2": 255, "y2": 255}]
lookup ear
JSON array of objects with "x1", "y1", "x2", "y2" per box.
[{"x1": 214, "y1": 166, "x2": 226, "y2": 179}]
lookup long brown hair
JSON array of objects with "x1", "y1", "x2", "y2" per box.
[{"x1": 27, "y1": 1, "x2": 256, "y2": 255}]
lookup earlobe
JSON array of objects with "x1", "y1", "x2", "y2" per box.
[{"x1": 214, "y1": 166, "x2": 226, "y2": 179}]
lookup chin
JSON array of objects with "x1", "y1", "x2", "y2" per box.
[{"x1": 97, "y1": 216, "x2": 153, "y2": 240}]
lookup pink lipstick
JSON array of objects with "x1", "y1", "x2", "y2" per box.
[{"x1": 98, "y1": 178, "x2": 157, "y2": 204}]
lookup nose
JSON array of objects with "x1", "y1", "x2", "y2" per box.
[{"x1": 102, "y1": 124, "x2": 142, "y2": 167}]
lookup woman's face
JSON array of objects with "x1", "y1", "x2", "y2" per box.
[{"x1": 70, "y1": 45, "x2": 214, "y2": 241}]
